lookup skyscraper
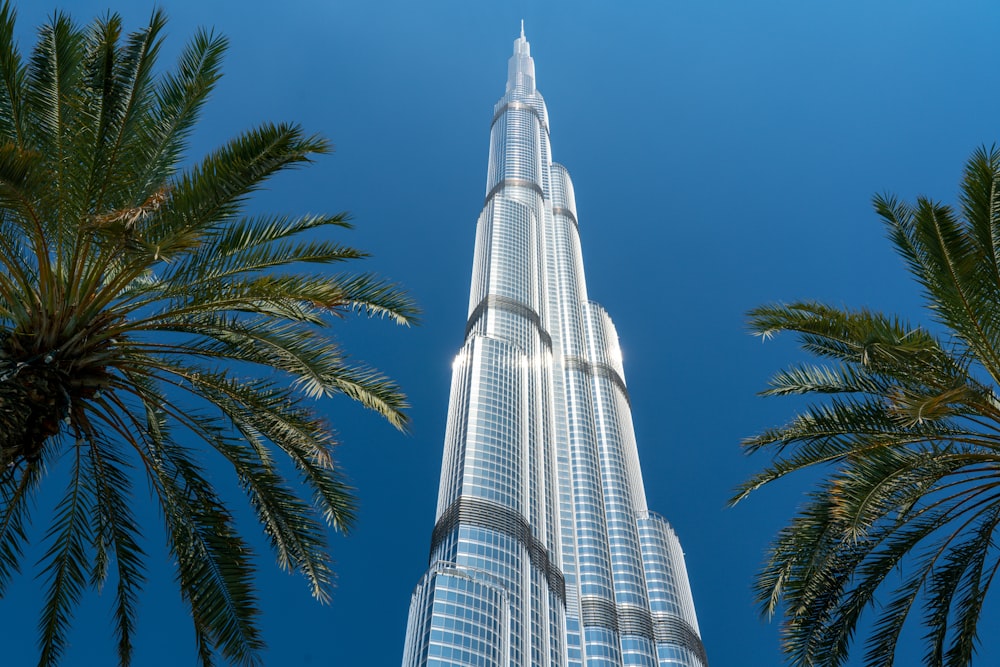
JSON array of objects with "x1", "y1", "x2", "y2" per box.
[{"x1": 401, "y1": 27, "x2": 707, "y2": 667}]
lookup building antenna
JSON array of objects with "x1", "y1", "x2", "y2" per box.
[{"x1": 520, "y1": 19, "x2": 525, "y2": 39}]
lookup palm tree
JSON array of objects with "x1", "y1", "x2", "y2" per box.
[
  {"x1": 0, "y1": 6, "x2": 416, "y2": 666},
  {"x1": 733, "y1": 146, "x2": 1000, "y2": 667}
]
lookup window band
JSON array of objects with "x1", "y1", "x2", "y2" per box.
[{"x1": 430, "y1": 496, "x2": 566, "y2": 605}]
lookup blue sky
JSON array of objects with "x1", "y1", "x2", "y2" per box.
[{"x1": 7, "y1": 1, "x2": 1000, "y2": 665}]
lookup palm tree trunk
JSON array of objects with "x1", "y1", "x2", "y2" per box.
[{"x1": 0, "y1": 360, "x2": 67, "y2": 468}]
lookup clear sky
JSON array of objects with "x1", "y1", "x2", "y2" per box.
[{"x1": 7, "y1": 1, "x2": 1000, "y2": 665}]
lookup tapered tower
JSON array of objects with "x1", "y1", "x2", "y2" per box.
[{"x1": 401, "y1": 28, "x2": 707, "y2": 667}]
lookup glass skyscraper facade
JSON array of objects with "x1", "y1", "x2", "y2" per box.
[{"x1": 401, "y1": 28, "x2": 707, "y2": 667}]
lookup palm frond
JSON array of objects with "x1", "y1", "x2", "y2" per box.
[
  {"x1": 324, "y1": 271, "x2": 419, "y2": 324},
  {"x1": 741, "y1": 147, "x2": 1000, "y2": 666},
  {"x1": 25, "y1": 10, "x2": 82, "y2": 153},
  {"x1": 0, "y1": 9, "x2": 414, "y2": 665},
  {"x1": 163, "y1": 213, "x2": 361, "y2": 284},
  {"x1": 957, "y1": 146, "x2": 1000, "y2": 291},
  {"x1": 152, "y1": 440, "x2": 263, "y2": 667},
  {"x1": 0, "y1": 1, "x2": 26, "y2": 146},
  {"x1": 136, "y1": 314, "x2": 410, "y2": 427},
  {"x1": 153, "y1": 405, "x2": 335, "y2": 601},
  {"x1": 131, "y1": 26, "x2": 226, "y2": 200},
  {"x1": 37, "y1": 444, "x2": 94, "y2": 667},
  {"x1": 85, "y1": 435, "x2": 145, "y2": 667},
  {"x1": 923, "y1": 504, "x2": 999, "y2": 666},
  {"x1": 85, "y1": 9, "x2": 166, "y2": 214},
  {"x1": 0, "y1": 458, "x2": 44, "y2": 593},
  {"x1": 144, "y1": 122, "x2": 329, "y2": 259}
]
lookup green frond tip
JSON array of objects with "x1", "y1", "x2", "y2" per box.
[
  {"x1": 739, "y1": 145, "x2": 1000, "y2": 667},
  {"x1": 330, "y1": 272, "x2": 420, "y2": 325},
  {"x1": 0, "y1": 7, "x2": 414, "y2": 666}
]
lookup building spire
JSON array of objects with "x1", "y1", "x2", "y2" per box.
[
  {"x1": 507, "y1": 21, "x2": 535, "y2": 92},
  {"x1": 401, "y1": 30, "x2": 708, "y2": 667}
]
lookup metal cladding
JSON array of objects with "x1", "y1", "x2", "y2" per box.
[{"x1": 402, "y1": 29, "x2": 707, "y2": 667}]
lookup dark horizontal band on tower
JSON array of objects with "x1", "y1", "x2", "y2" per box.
[
  {"x1": 563, "y1": 356, "x2": 630, "y2": 406},
  {"x1": 579, "y1": 598, "x2": 708, "y2": 665},
  {"x1": 430, "y1": 496, "x2": 566, "y2": 605},
  {"x1": 466, "y1": 294, "x2": 553, "y2": 349},
  {"x1": 552, "y1": 205, "x2": 578, "y2": 228},
  {"x1": 654, "y1": 615, "x2": 710, "y2": 666},
  {"x1": 484, "y1": 178, "x2": 544, "y2": 206},
  {"x1": 491, "y1": 100, "x2": 546, "y2": 131}
]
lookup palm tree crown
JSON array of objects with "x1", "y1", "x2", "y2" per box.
[
  {"x1": 0, "y1": 6, "x2": 416, "y2": 666},
  {"x1": 735, "y1": 146, "x2": 1000, "y2": 667}
]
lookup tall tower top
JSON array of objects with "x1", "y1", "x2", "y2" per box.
[
  {"x1": 507, "y1": 22, "x2": 535, "y2": 92},
  {"x1": 401, "y1": 30, "x2": 707, "y2": 667}
]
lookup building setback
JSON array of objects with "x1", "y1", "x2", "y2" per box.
[{"x1": 401, "y1": 27, "x2": 707, "y2": 667}]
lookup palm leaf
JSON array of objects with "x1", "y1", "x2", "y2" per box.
[
  {"x1": 85, "y1": 435, "x2": 145, "y2": 667},
  {"x1": 0, "y1": 1, "x2": 26, "y2": 146},
  {"x1": 0, "y1": 459, "x2": 44, "y2": 593},
  {"x1": 37, "y1": 445, "x2": 94, "y2": 667},
  {"x1": 740, "y1": 147, "x2": 1000, "y2": 666},
  {"x1": 0, "y1": 9, "x2": 414, "y2": 665}
]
